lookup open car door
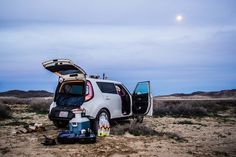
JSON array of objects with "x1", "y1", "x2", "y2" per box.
[
  {"x1": 132, "y1": 81, "x2": 152, "y2": 116},
  {"x1": 42, "y1": 59, "x2": 86, "y2": 81}
]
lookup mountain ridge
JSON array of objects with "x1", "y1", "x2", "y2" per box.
[
  {"x1": 0, "y1": 90, "x2": 53, "y2": 98},
  {"x1": 157, "y1": 89, "x2": 236, "y2": 98},
  {"x1": 1, "y1": 89, "x2": 236, "y2": 98}
]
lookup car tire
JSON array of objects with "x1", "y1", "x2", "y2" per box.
[
  {"x1": 53, "y1": 121, "x2": 68, "y2": 128},
  {"x1": 91, "y1": 109, "x2": 110, "y2": 135}
]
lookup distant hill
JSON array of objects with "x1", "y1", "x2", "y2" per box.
[
  {"x1": 0, "y1": 90, "x2": 53, "y2": 98},
  {"x1": 157, "y1": 89, "x2": 236, "y2": 99},
  {"x1": 170, "y1": 89, "x2": 236, "y2": 98}
]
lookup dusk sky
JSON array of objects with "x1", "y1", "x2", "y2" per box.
[{"x1": 0, "y1": 0, "x2": 236, "y2": 95}]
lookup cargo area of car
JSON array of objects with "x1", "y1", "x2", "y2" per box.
[{"x1": 55, "y1": 81, "x2": 86, "y2": 107}]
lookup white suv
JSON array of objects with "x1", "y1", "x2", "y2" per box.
[{"x1": 43, "y1": 59, "x2": 153, "y2": 131}]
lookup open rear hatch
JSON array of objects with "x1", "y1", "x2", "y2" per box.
[
  {"x1": 42, "y1": 59, "x2": 86, "y2": 81},
  {"x1": 43, "y1": 59, "x2": 87, "y2": 121}
]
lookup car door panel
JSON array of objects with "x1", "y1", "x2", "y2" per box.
[
  {"x1": 96, "y1": 82, "x2": 122, "y2": 119},
  {"x1": 132, "y1": 81, "x2": 152, "y2": 116},
  {"x1": 102, "y1": 93, "x2": 122, "y2": 118}
]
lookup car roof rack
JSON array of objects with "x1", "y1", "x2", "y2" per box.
[{"x1": 89, "y1": 75, "x2": 100, "y2": 79}]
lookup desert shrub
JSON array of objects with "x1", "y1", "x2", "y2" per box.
[
  {"x1": 0, "y1": 100, "x2": 12, "y2": 119},
  {"x1": 164, "y1": 132, "x2": 188, "y2": 142},
  {"x1": 111, "y1": 123, "x2": 159, "y2": 136},
  {"x1": 203, "y1": 100, "x2": 236, "y2": 113},
  {"x1": 111, "y1": 122, "x2": 187, "y2": 142},
  {"x1": 0, "y1": 97, "x2": 30, "y2": 105},
  {"x1": 5, "y1": 121, "x2": 29, "y2": 126},
  {"x1": 174, "y1": 120, "x2": 193, "y2": 125},
  {"x1": 128, "y1": 124, "x2": 161, "y2": 136},
  {"x1": 174, "y1": 120, "x2": 207, "y2": 126},
  {"x1": 153, "y1": 100, "x2": 208, "y2": 117},
  {"x1": 232, "y1": 108, "x2": 236, "y2": 115},
  {"x1": 153, "y1": 99, "x2": 236, "y2": 117},
  {"x1": 28, "y1": 98, "x2": 52, "y2": 114},
  {"x1": 110, "y1": 124, "x2": 129, "y2": 135}
]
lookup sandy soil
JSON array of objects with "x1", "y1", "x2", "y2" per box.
[{"x1": 0, "y1": 104, "x2": 235, "y2": 157}]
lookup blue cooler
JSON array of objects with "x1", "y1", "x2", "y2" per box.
[
  {"x1": 69, "y1": 121, "x2": 90, "y2": 134},
  {"x1": 69, "y1": 109, "x2": 90, "y2": 135}
]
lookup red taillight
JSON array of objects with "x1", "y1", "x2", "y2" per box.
[{"x1": 85, "y1": 80, "x2": 93, "y2": 101}]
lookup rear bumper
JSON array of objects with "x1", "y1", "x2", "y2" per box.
[{"x1": 48, "y1": 107, "x2": 75, "y2": 122}]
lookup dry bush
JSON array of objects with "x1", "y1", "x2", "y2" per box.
[
  {"x1": 111, "y1": 122, "x2": 187, "y2": 142},
  {"x1": 0, "y1": 97, "x2": 53, "y2": 114},
  {"x1": 0, "y1": 97, "x2": 30, "y2": 105},
  {"x1": 111, "y1": 122, "x2": 160, "y2": 136},
  {"x1": 233, "y1": 108, "x2": 236, "y2": 115},
  {"x1": 202, "y1": 100, "x2": 236, "y2": 114},
  {"x1": 174, "y1": 120, "x2": 194, "y2": 125},
  {"x1": 110, "y1": 123, "x2": 129, "y2": 135},
  {"x1": 0, "y1": 100, "x2": 12, "y2": 119},
  {"x1": 28, "y1": 98, "x2": 52, "y2": 114},
  {"x1": 164, "y1": 132, "x2": 188, "y2": 142},
  {"x1": 174, "y1": 120, "x2": 207, "y2": 126},
  {"x1": 153, "y1": 101, "x2": 208, "y2": 117},
  {"x1": 128, "y1": 124, "x2": 161, "y2": 136},
  {"x1": 153, "y1": 99, "x2": 236, "y2": 117}
]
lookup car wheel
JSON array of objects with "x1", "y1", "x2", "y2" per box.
[
  {"x1": 53, "y1": 121, "x2": 68, "y2": 128},
  {"x1": 91, "y1": 109, "x2": 110, "y2": 135}
]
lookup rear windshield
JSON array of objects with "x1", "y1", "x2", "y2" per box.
[
  {"x1": 46, "y1": 64, "x2": 84, "y2": 75},
  {"x1": 59, "y1": 69, "x2": 83, "y2": 75},
  {"x1": 60, "y1": 83, "x2": 84, "y2": 95},
  {"x1": 55, "y1": 82, "x2": 85, "y2": 107}
]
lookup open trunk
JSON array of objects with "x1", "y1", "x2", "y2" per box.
[
  {"x1": 43, "y1": 59, "x2": 87, "y2": 122},
  {"x1": 55, "y1": 81, "x2": 85, "y2": 107}
]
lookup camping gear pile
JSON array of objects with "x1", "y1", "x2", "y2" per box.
[
  {"x1": 57, "y1": 108, "x2": 96, "y2": 144},
  {"x1": 42, "y1": 108, "x2": 96, "y2": 145}
]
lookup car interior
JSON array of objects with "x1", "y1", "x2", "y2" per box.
[
  {"x1": 55, "y1": 81, "x2": 85, "y2": 107},
  {"x1": 115, "y1": 84, "x2": 131, "y2": 115},
  {"x1": 132, "y1": 82, "x2": 150, "y2": 114}
]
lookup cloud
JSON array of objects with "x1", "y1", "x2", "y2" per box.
[
  {"x1": 0, "y1": 24, "x2": 236, "y2": 94},
  {"x1": 1, "y1": 25, "x2": 236, "y2": 67},
  {"x1": 1, "y1": 0, "x2": 236, "y2": 26}
]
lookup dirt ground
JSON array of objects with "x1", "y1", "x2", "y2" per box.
[{"x1": 0, "y1": 103, "x2": 236, "y2": 157}]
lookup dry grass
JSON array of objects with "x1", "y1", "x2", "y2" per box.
[
  {"x1": 174, "y1": 120, "x2": 194, "y2": 125},
  {"x1": 0, "y1": 100, "x2": 12, "y2": 120},
  {"x1": 174, "y1": 120, "x2": 207, "y2": 127},
  {"x1": 0, "y1": 97, "x2": 30, "y2": 105},
  {"x1": 153, "y1": 100, "x2": 236, "y2": 117},
  {"x1": 28, "y1": 98, "x2": 52, "y2": 114},
  {"x1": 153, "y1": 101, "x2": 207, "y2": 117},
  {"x1": 0, "y1": 97, "x2": 52, "y2": 114},
  {"x1": 111, "y1": 123, "x2": 159, "y2": 136},
  {"x1": 111, "y1": 122, "x2": 187, "y2": 142}
]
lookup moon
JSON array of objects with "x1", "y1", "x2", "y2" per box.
[{"x1": 176, "y1": 15, "x2": 183, "y2": 22}]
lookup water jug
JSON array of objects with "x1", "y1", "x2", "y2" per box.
[{"x1": 97, "y1": 115, "x2": 110, "y2": 136}]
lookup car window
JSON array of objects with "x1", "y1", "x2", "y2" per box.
[
  {"x1": 59, "y1": 69, "x2": 83, "y2": 75},
  {"x1": 60, "y1": 83, "x2": 84, "y2": 95},
  {"x1": 70, "y1": 85, "x2": 83, "y2": 95},
  {"x1": 134, "y1": 82, "x2": 149, "y2": 95},
  {"x1": 97, "y1": 82, "x2": 117, "y2": 94}
]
